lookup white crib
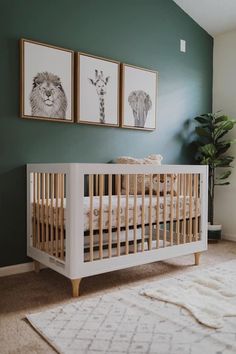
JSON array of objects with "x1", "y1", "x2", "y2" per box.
[{"x1": 27, "y1": 163, "x2": 208, "y2": 296}]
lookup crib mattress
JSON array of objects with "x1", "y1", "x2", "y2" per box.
[{"x1": 33, "y1": 195, "x2": 200, "y2": 233}]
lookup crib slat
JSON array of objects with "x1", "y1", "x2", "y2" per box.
[
  {"x1": 55, "y1": 174, "x2": 59, "y2": 258},
  {"x1": 60, "y1": 174, "x2": 64, "y2": 260},
  {"x1": 37, "y1": 173, "x2": 40, "y2": 249},
  {"x1": 156, "y1": 174, "x2": 160, "y2": 249},
  {"x1": 89, "y1": 174, "x2": 94, "y2": 262},
  {"x1": 45, "y1": 173, "x2": 49, "y2": 252},
  {"x1": 183, "y1": 174, "x2": 187, "y2": 243},
  {"x1": 41, "y1": 173, "x2": 45, "y2": 251},
  {"x1": 108, "y1": 174, "x2": 112, "y2": 258},
  {"x1": 33, "y1": 173, "x2": 36, "y2": 247},
  {"x1": 148, "y1": 174, "x2": 153, "y2": 250},
  {"x1": 133, "y1": 174, "x2": 137, "y2": 253},
  {"x1": 141, "y1": 174, "x2": 145, "y2": 252},
  {"x1": 194, "y1": 174, "x2": 199, "y2": 240},
  {"x1": 189, "y1": 174, "x2": 193, "y2": 243},
  {"x1": 95, "y1": 174, "x2": 99, "y2": 196},
  {"x1": 176, "y1": 174, "x2": 180, "y2": 245},
  {"x1": 170, "y1": 174, "x2": 174, "y2": 246},
  {"x1": 163, "y1": 174, "x2": 167, "y2": 247},
  {"x1": 50, "y1": 174, "x2": 54, "y2": 255},
  {"x1": 117, "y1": 174, "x2": 121, "y2": 256},
  {"x1": 125, "y1": 174, "x2": 129, "y2": 255},
  {"x1": 99, "y1": 174, "x2": 104, "y2": 259}
]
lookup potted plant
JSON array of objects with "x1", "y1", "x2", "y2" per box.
[{"x1": 194, "y1": 112, "x2": 236, "y2": 241}]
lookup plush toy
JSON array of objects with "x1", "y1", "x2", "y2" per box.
[{"x1": 152, "y1": 174, "x2": 177, "y2": 196}]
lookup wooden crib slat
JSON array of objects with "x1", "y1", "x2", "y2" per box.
[
  {"x1": 176, "y1": 174, "x2": 180, "y2": 245},
  {"x1": 50, "y1": 174, "x2": 54, "y2": 255},
  {"x1": 33, "y1": 173, "x2": 36, "y2": 247},
  {"x1": 117, "y1": 174, "x2": 121, "y2": 257},
  {"x1": 95, "y1": 174, "x2": 99, "y2": 196},
  {"x1": 163, "y1": 174, "x2": 167, "y2": 247},
  {"x1": 45, "y1": 173, "x2": 49, "y2": 252},
  {"x1": 133, "y1": 174, "x2": 137, "y2": 253},
  {"x1": 108, "y1": 174, "x2": 112, "y2": 258},
  {"x1": 141, "y1": 174, "x2": 145, "y2": 252},
  {"x1": 148, "y1": 174, "x2": 153, "y2": 250},
  {"x1": 125, "y1": 174, "x2": 129, "y2": 255},
  {"x1": 89, "y1": 174, "x2": 94, "y2": 262},
  {"x1": 194, "y1": 174, "x2": 199, "y2": 241},
  {"x1": 170, "y1": 174, "x2": 174, "y2": 246},
  {"x1": 156, "y1": 174, "x2": 160, "y2": 249},
  {"x1": 189, "y1": 174, "x2": 193, "y2": 243},
  {"x1": 55, "y1": 174, "x2": 59, "y2": 258},
  {"x1": 37, "y1": 173, "x2": 40, "y2": 249},
  {"x1": 60, "y1": 174, "x2": 64, "y2": 260},
  {"x1": 41, "y1": 173, "x2": 45, "y2": 251},
  {"x1": 99, "y1": 174, "x2": 104, "y2": 259},
  {"x1": 183, "y1": 174, "x2": 187, "y2": 243}
]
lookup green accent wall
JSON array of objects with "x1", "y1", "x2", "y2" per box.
[{"x1": 0, "y1": 0, "x2": 213, "y2": 267}]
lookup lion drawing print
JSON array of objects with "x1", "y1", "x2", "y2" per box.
[
  {"x1": 128, "y1": 90, "x2": 152, "y2": 128},
  {"x1": 30, "y1": 72, "x2": 67, "y2": 119},
  {"x1": 88, "y1": 70, "x2": 110, "y2": 124}
]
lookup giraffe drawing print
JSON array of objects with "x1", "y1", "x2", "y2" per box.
[
  {"x1": 77, "y1": 53, "x2": 119, "y2": 126},
  {"x1": 88, "y1": 70, "x2": 109, "y2": 124}
]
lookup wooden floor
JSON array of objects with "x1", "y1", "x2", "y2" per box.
[{"x1": 0, "y1": 240, "x2": 236, "y2": 354}]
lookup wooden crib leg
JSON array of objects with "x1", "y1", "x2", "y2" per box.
[
  {"x1": 33, "y1": 260, "x2": 40, "y2": 273},
  {"x1": 71, "y1": 279, "x2": 82, "y2": 297},
  {"x1": 194, "y1": 252, "x2": 201, "y2": 265}
]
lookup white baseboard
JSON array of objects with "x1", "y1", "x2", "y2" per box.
[
  {"x1": 222, "y1": 234, "x2": 236, "y2": 242},
  {"x1": 0, "y1": 262, "x2": 45, "y2": 277}
]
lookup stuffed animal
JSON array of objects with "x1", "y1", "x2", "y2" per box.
[{"x1": 152, "y1": 174, "x2": 177, "y2": 196}]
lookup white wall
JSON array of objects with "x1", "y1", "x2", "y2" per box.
[{"x1": 213, "y1": 29, "x2": 236, "y2": 241}]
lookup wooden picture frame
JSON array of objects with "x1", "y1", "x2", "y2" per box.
[
  {"x1": 76, "y1": 52, "x2": 120, "y2": 127},
  {"x1": 20, "y1": 38, "x2": 74, "y2": 123},
  {"x1": 121, "y1": 63, "x2": 158, "y2": 131}
]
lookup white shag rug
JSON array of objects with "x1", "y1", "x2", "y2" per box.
[
  {"x1": 26, "y1": 260, "x2": 236, "y2": 354},
  {"x1": 142, "y1": 262, "x2": 236, "y2": 329}
]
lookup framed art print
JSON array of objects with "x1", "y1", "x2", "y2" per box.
[
  {"x1": 76, "y1": 52, "x2": 120, "y2": 127},
  {"x1": 20, "y1": 38, "x2": 74, "y2": 122},
  {"x1": 121, "y1": 64, "x2": 158, "y2": 130}
]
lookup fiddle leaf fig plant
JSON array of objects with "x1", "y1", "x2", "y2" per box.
[{"x1": 194, "y1": 112, "x2": 236, "y2": 225}]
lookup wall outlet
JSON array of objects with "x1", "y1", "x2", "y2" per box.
[{"x1": 180, "y1": 39, "x2": 186, "y2": 52}]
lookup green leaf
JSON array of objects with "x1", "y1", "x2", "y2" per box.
[
  {"x1": 214, "y1": 120, "x2": 236, "y2": 141},
  {"x1": 215, "y1": 182, "x2": 230, "y2": 186},
  {"x1": 214, "y1": 156, "x2": 234, "y2": 167},
  {"x1": 215, "y1": 143, "x2": 231, "y2": 156},
  {"x1": 218, "y1": 138, "x2": 236, "y2": 145},
  {"x1": 215, "y1": 115, "x2": 229, "y2": 123},
  {"x1": 200, "y1": 157, "x2": 210, "y2": 165},
  {"x1": 195, "y1": 127, "x2": 212, "y2": 138},
  {"x1": 217, "y1": 171, "x2": 231, "y2": 180},
  {"x1": 199, "y1": 144, "x2": 216, "y2": 158},
  {"x1": 194, "y1": 116, "x2": 210, "y2": 124}
]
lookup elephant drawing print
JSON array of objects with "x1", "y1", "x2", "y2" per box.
[
  {"x1": 122, "y1": 64, "x2": 158, "y2": 130},
  {"x1": 128, "y1": 90, "x2": 152, "y2": 128},
  {"x1": 77, "y1": 53, "x2": 120, "y2": 126}
]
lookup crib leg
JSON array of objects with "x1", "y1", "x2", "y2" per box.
[
  {"x1": 33, "y1": 260, "x2": 40, "y2": 273},
  {"x1": 194, "y1": 252, "x2": 201, "y2": 265},
  {"x1": 71, "y1": 279, "x2": 82, "y2": 297}
]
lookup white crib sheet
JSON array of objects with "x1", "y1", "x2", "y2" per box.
[{"x1": 33, "y1": 195, "x2": 200, "y2": 233}]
